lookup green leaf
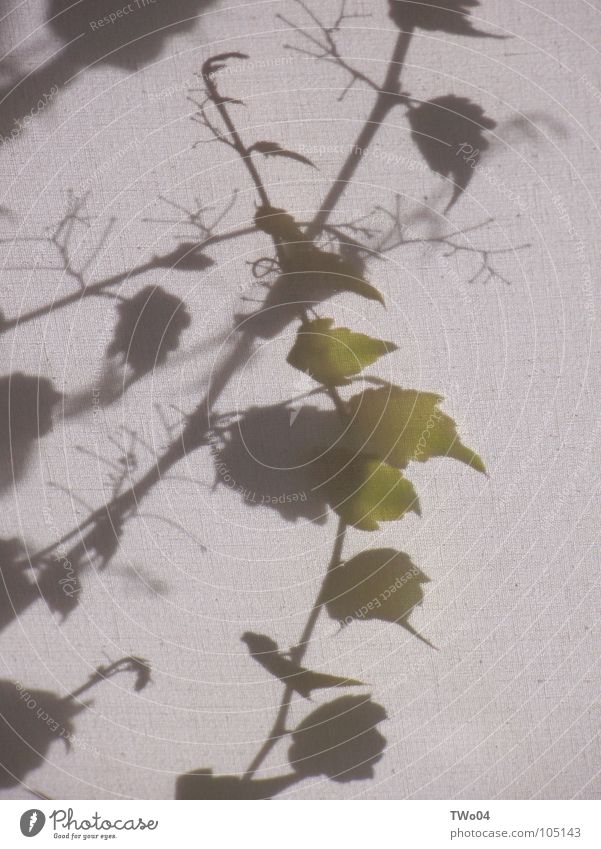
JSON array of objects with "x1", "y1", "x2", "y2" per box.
[
  {"x1": 345, "y1": 385, "x2": 486, "y2": 474},
  {"x1": 312, "y1": 448, "x2": 420, "y2": 531},
  {"x1": 287, "y1": 318, "x2": 397, "y2": 386},
  {"x1": 323, "y1": 548, "x2": 436, "y2": 648},
  {"x1": 288, "y1": 695, "x2": 387, "y2": 782}
]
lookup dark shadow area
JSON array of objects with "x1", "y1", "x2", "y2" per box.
[
  {"x1": 211, "y1": 403, "x2": 344, "y2": 524},
  {"x1": 175, "y1": 693, "x2": 387, "y2": 798},
  {"x1": 0, "y1": 373, "x2": 61, "y2": 492},
  {"x1": 106, "y1": 285, "x2": 191, "y2": 384},
  {"x1": 242, "y1": 631, "x2": 362, "y2": 698},
  {"x1": 0, "y1": 0, "x2": 218, "y2": 141},
  {"x1": 288, "y1": 695, "x2": 387, "y2": 782},
  {"x1": 0, "y1": 538, "x2": 40, "y2": 633},
  {"x1": 175, "y1": 769, "x2": 297, "y2": 800},
  {"x1": 235, "y1": 206, "x2": 383, "y2": 340},
  {"x1": 324, "y1": 548, "x2": 436, "y2": 648},
  {"x1": 388, "y1": 0, "x2": 503, "y2": 38},
  {"x1": 65, "y1": 284, "x2": 191, "y2": 418}
]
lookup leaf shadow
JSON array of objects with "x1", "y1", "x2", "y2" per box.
[
  {"x1": 0, "y1": 679, "x2": 85, "y2": 790},
  {"x1": 388, "y1": 0, "x2": 504, "y2": 39},
  {"x1": 0, "y1": 0, "x2": 219, "y2": 143},
  {"x1": 211, "y1": 402, "x2": 343, "y2": 524},
  {"x1": 0, "y1": 373, "x2": 61, "y2": 493}
]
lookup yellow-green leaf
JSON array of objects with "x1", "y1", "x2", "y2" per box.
[
  {"x1": 345, "y1": 385, "x2": 486, "y2": 473},
  {"x1": 312, "y1": 448, "x2": 420, "y2": 531},
  {"x1": 287, "y1": 318, "x2": 397, "y2": 386},
  {"x1": 323, "y1": 548, "x2": 435, "y2": 647}
]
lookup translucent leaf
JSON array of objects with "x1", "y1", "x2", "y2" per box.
[
  {"x1": 250, "y1": 141, "x2": 316, "y2": 168},
  {"x1": 288, "y1": 695, "x2": 387, "y2": 782},
  {"x1": 388, "y1": 0, "x2": 504, "y2": 38},
  {"x1": 241, "y1": 632, "x2": 362, "y2": 698},
  {"x1": 324, "y1": 548, "x2": 436, "y2": 648},
  {"x1": 312, "y1": 448, "x2": 421, "y2": 531},
  {"x1": 408, "y1": 95, "x2": 497, "y2": 211},
  {"x1": 287, "y1": 318, "x2": 397, "y2": 386},
  {"x1": 345, "y1": 385, "x2": 486, "y2": 474}
]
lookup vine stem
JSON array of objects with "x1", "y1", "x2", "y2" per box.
[
  {"x1": 305, "y1": 29, "x2": 413, "y2": 241},
  {"x1": 243, "y1": 516, "x2": 347, "y2": 781}
]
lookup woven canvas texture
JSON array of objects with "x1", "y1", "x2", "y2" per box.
[{"x1": 1, "y1": 0, "x2": 600, "y2": 800}]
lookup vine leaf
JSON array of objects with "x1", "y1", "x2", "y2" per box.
[
  {"x1": 241, "y1": 632, "x2": 362, "y2": 698},
  {"x1": 312, "y1": 448, "x2": 421, "y2": 531},
  {"x1": 408, "y1": 95, "x2": 497, "y2": 212},
  {"x1": 388, "y1": 0, "x2": 504, "y2": 39},
  {"x1": 106, "y1": 285, "x2": 191, "y2": 378},
  {"x1": 324, "y1": 549, "x2": 436, "y2": 648},
  {"x1": 345, "y1": 385, "x2": 486, "y2": 474},
  {"x1": 249, "y1": 141, "x2": 317, "y2": 168},
  {"x1": 128, "y1": 657, "x2": 152, "y2": 692},
  {"x1": 254, "y1": 205, "x2": 384, "y2": 308},
  {"x1": 254, "y1": 205, "x2": 305, "y2": 241},
  {"x1": 211, "y1": 404, "x2": 339, "y2": 524},
  {"x1": 288, "y1": 695, "x2": 387, "y2": 782},
  {"x1": 287, "y1": 318, "x2": 397, "y2": 386},
  {"x1": 176, "y1": 768, "x2": 297, "y2": 800}
]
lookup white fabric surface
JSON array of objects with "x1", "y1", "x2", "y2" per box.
[{"x1": 1, "y1": 0, "x2": 601, "y2": 799}]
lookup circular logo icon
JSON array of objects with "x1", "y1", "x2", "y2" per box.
[{"x1": 19, "y1": 810, "x2": 46, "y2": 837}]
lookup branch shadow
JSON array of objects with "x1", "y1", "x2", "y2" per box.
[
  {"x1": 175, "y1": 694, "x2": 388, "y2": 798},
  {"x1": 0, "y1": 373, "x2": 61, "y2": 493}
]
